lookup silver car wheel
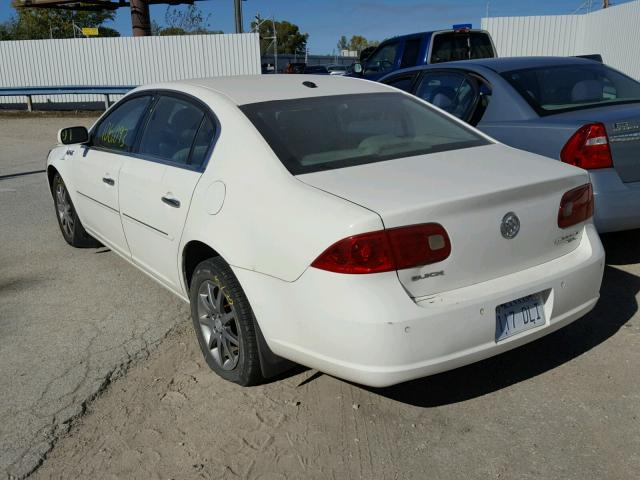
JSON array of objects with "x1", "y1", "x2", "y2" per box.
[
  {"x1": 55, "y1": 182, "x2": 74, "y2": 238},
  {"x1": 197, "y1": 280, "x2": 240, "y2": 370}
]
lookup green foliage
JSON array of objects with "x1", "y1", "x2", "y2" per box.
[
  {"x1": 153, "y1": 5, "x2": 221, "y2": 36},
  {"x1": 337, "y1": 35, "x2": 348, "y2": 51},
  {"x1": 252, "y1": 16, "x2": 308, "y2": 55},
  {"x1": 0, "y1": 6, "x2": 117, "y2": 40},
  {"x1": 347, "y1": 35, "x2": 378, "y2": 53}
]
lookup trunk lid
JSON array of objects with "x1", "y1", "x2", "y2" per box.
[
  {"x1": 298, "y1": 144, "x2": 590, "y2": 298},
  {"x1": 550, "y1": 103, "x2": 640, "y2": 183}
]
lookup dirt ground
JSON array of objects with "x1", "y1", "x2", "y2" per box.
[{"x1": 34, "y1": 231, "x2": 640, "y2": 480}]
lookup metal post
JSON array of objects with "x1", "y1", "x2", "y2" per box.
[
  {"x1": 130, "y1": 0, "x2": 151, "y2": 37},
  {"x1": 26, "y1": 95, "x2": 32, "y2": 112},
  {"x1": 272, "y1": 17, "x2": 278, "y2": 73},
  {"x1": 103, "y1": 94, "x2": 110, "y2": 110},
  {"x1": 234, "y1": 0, "x2": 243, "y2": 33}
]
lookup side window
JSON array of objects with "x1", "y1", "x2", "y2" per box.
[
  {"x1": 190, "y1": 117, "x2": 216, "y2": 168},
  {"x1": 400, "y1": 38, "x2": 422, "y2": 68},
  {"x1": 138, "y1": 96, "x2": 205, "y2": 165},
  {"x1": 416, "y1": 72, "x2": 478, "y2": 120},
  {"x1": 365, "y1": 41, "x2": 400, "y2": 74},
  {"x1": 383, "y1": 74, "x2": 417, "y2": 93},
  {"x1": 92, "y1": 96, "x2": 152, "y2": 152}
]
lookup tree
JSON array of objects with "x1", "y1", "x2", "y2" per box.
[
  {"x1": 0, "y1": 6, "x2": 116, "y2": 40},
  {"x1": 252, "y1": 16, "x2": 308, "y2": 55},
  {"x1": 337, "y1": 35, "x2": 348, "y2": 51},
  {"x1": 154, "y1": 5, "x2": 221, "y2": 36},
  {"x1": 348, "y1": 35, "x2": 378, "y2": 53}
]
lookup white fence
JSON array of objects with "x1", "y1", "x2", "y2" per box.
[
  {"x1": 0, "y1": 32, "x2": 261, "y2": 105},
  {"x1": 482, "y1": 0, "x2": 640, "y2": 80}
]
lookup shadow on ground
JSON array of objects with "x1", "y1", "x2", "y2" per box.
[{"x1": 366, "y1": 230, "x2": 640, "y2": 407}]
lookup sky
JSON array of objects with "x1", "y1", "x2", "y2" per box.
[{"x1": 0, "y1": 0, "x2": 631, "y2": 53}]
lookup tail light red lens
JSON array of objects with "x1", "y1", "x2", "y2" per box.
[
  {"x1": 560, "y1": 123, "x2": 613, "y2": 170},
  {"x1": 558, "y1": 183, "x2": 594, "y2": 229},
  {"x1": 311, "y1": 223, "x2": 451, "y2": 274}
]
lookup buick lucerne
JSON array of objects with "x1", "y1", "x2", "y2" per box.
[{"x1": 47, "y1": 75, "x2": 605, "y2": 387}]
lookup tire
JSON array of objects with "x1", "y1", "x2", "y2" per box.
[
  {"x1": 189, "y1": 257, "x2": 264, "y2": 386},
  {"x1": 52, "y1": 173, "x2": 99, "y2": 248}
]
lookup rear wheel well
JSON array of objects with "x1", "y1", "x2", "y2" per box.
[
  {"x1": 47, "y1": 166, "x2": 59, "y2": 192},
  {"x1": 183, "y1": 241, "x2": 220, "y2": 290}
]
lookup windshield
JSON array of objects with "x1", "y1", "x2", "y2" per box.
[
  {"x1": 240, "y1": 92, "x2": 488, "y2": 175},
  {"x1": 430, "y1": 32, "x2": 494, "y2": 63},
  {"x1": 501, "y1": 63, "x2": 640, "y2": 115}
]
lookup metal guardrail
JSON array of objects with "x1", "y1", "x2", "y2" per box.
[{"x1": 0, "y1": 86, "x2": 136, "y2": 111}]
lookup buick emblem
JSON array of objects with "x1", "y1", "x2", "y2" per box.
[{"x1": 500, "y1": 212, "x2": 520, "y2": 239}]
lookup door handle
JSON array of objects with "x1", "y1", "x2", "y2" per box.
[
  {"x1": 102, "y1": 176, "x2": 115, "y2": 186},
  {"x1": 161, "y1": 195, "x2": 181, "y2": 208}
]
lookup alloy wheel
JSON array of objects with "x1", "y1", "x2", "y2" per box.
[{"x1": 197, "y1": 280, "x2": 241, "y2": 370}]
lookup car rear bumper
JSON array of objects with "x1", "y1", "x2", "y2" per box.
[
  {"x1": 591, "y1": 169, "x2": 640, "y2": 233},
  {"x1": 234, "y1": 224, "x2": 605, "y2": 388}
]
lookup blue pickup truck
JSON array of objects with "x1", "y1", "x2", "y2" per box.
[{"x1": 348, "y1": 25, "x2": 497, "y2": 81}]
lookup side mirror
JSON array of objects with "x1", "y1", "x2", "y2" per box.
[
  {"x1": 353, "y1": 62, "x2": 363, "y2": 74},
  {"x1": 58, "y1": 126, "x2": 89, "y2": 145}
]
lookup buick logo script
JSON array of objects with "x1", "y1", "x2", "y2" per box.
[{"x1": 500, "y1": 212, "x2": 520, "y2": 239}]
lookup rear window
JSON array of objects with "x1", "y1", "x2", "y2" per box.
[
  {"x1": 502, "y1": 63, "x2": 640, "y2": 115},
  {"x1": 240, "y1": 92, "x2": 488, "y2": 175},
  {"x1": 430, "y1": 32, "x2": 494, "y2": 64}
]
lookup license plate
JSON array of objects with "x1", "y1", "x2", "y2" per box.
[{"x1": 495, "y1": 293, "x2": 545, "y2": 342}]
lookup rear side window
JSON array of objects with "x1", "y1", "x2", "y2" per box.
[
  {"x1": 415, "y1": 72, "x2": 478, "y2": 120},
  {"x1": 190, "y1": 117, "x2": 215, "y2": 168},
  {"x1": 92, "y1": 96, "x2": 152, "y2": 152},
  {"x1": 384, "y1": 74, "x2": 417, "y2": 92},
  {"x1": 240, "y1": 92, "x2": 488, "y2": 175},
  {"x1": 430, "y1": 32, "x2": 494, "y2": 64},
  {"x1": 400, "y1": 38, "x2": 422, "y2": 68},
  {"x1": 138, "y1": 96, "x2": 205, "y2": 165}
]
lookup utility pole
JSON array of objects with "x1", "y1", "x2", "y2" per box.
[
  {"x1": 130, "y1": 0, "x2": 151, "y2": 37},
  {"x1": 234, "y1": 0, "x2": 243, "y2": 33},
  {"x1": 272, "y1": 17, "x2": 278, "y2": 73}
]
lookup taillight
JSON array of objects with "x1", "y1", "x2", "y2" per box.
[
  {"x1": 558, "y1": 183, "x2": 594, "y2": 228},
  {"x1": 560, "y1": 123, "x2": 613, "y2": 169},
  {"x1": 311, "y1": 223, "x2": 451, "y2": 274}
]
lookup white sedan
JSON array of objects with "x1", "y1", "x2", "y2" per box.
[{"x1": 47, "y1": 75, "x2": 605, "y2": 387}]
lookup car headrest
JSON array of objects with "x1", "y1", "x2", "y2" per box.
[
  {"x1": 571, "y1": 80, "x2": 603, "y2": 103},
  {"x1": 432, "y1": 92, "x2": 453, "y2": 109}
]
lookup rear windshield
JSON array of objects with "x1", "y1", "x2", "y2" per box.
[
  {"x1": 430, "y1": 32, "x2": 495, "y2": 64},
  {"x1": 240, "y1": 92, "x2": 488, "y2": 175},
  {"x1": 501, "y1": 63, "x2": 640, "y2": 115}
]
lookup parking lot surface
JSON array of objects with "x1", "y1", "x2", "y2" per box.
[
  {"x1": 0, "y1": 114, "x2": 189, "y2": 479},
  {"x1": 1, "y1": 115, "x2": 639, "y2": 480}
]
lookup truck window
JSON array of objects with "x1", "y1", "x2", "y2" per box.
[
  {"x1": 400, "y1": 38, "x2": 422, "y2": 68},
  {"x1": 364, "y1": 41, "x2": 400, "y2": 74},
  {"x1": 430, "y1": 32, "x2": 494, "y2": 64}
]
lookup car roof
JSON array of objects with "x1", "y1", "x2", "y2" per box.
[
  {"x1": 155, "y1": 74, "x2": 393, "y2": 105},
  {"x1": 390, "y1": 56, "x2": 601, "y2": 76}
]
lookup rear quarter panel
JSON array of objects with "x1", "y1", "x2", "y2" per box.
[{"x1": 176, "y1": 86, "x2": 384, "y2": 287}]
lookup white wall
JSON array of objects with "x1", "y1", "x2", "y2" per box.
[
  {"x1": 482, "y1": 0, "x2": 640, "y2": 80},
  {"x1": 0, "y1": 32, "x2": 261, "y2": 105}
]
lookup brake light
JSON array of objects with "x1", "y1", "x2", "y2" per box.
[
  {"x1": 560, "y1": 123, "x2": 613, "y2": 169},
  {"x1": 311, "y1": 223, "x2": 451, "y2": 274},
  {"x1": 558, "y1": 183, "x2": 594, "y2": 228}
]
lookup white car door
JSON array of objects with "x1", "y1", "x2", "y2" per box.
[
  {"x1": 118, "y1": 94, "x2": 216, "y2": 291},
  {"x1": 73, "y1": 95, "x2": 153, "y2": 257}
]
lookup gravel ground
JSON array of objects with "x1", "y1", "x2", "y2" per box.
[
  {"x1": 1, "y1": 115, "x2": 639, "y2": 480},
  {"x1": 0, "y1": 115, "x2": 188, "y2": 479}
]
